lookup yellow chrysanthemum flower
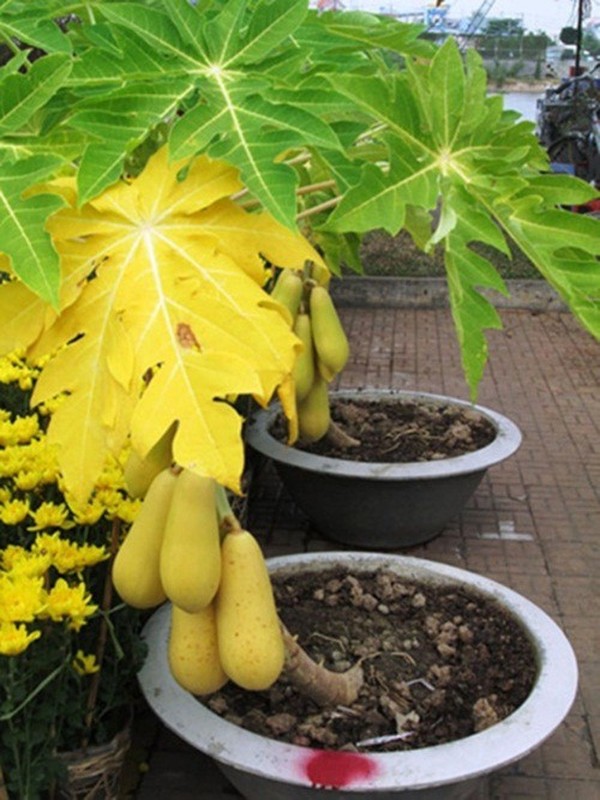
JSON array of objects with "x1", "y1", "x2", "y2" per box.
[
  {"x1": 0, "y1": 351, "x2": 39, "y2": 393},
  {"x1": 70, "y1": 543, "x2": 110, "y2": 570},
  {"x1": 13, "y1": 470, "x2": 44, "y2": 492},
  {"x1": 0, "y1": 486, "x2": 11, "y2": 504},
  {"x1": 72, "y1": 649, "x2": 100, "y2": 676},
  {"x1": 0, "y1": 421, "x2": 15, "y2": 448},
  {"x1": 0, "y1": 415, "x2": 40, "y2": 447},
  {"x1": 0, "y1": 545, "x2": 25, "y2": 569},
  {"x1": 1, "y1": 544, "x2": 51, "y2": 576},
  {"x1": 69, "y1": 501, "x2": 106, "y2": 526},
  {"x1": 0, "y1": 621, "x2": 41, "y2": 656},
  {"x1": 28, "y1": 501, "x2": 75, "y2": 532},
  {"x1": 0, "y1": 499, "x2": 30, "y2": 525},
  {"x1": 0, "y1": 573, "x2": 46, "y2": 623},
  {"x1": 16, "y1": 438, "x2": 53, "y2": 468},
  {"x1": 93, "y1": 488, "x2": 125, "y2": 516},
  {"x1": 0, "y1": 445, "x2": 33, "y2": 478},
  {"x1": 35, "y1": 531, "x2": 65, "y2": 556},
  {"x1": 114, "y1": 497, "x2": 142, "y2": 524},
  {"x1": 38, "y1": 464, "x2": 61, "y2": 486},
  {"x1": 33, "y1": 533, "x2": 108, "y2": 574},
  {"x1": 0, "y1": 362, "x2": 22, "y2": 386},
  {"x1": 95, "y1": 457, "x2": 127, "y2": 492},
  {"x1": 42, "y1": 579, "x2": 97, "y2": 631}
]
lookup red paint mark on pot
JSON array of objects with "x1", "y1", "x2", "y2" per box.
[{"x1": 301, "y1": 750, "x2": 379, "y2": 788}]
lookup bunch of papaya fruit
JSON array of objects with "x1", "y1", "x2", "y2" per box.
[
  {"x1": 271, "y1": 267, "x2": 349, "y2": 442},
  {"x1": 112, "y1": 457, "x2": 284, "y2": 695},
  {"x1": 112, "y1": 269, "x2": 348, "y2": 695}
]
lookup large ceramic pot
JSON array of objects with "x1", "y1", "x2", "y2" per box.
[
  {"x1": 245, "y1": 389, "x2": 522, "y2": 548},
  {"x1": 139, "y1": 551, "x2": 578, "y2": 800}
]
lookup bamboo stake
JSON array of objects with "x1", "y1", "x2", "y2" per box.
[
  {"x1": 81, "y1": 518, "x2": 121, "y2": 748},
  {"x1": 296, "y1": 195, "x2": 342, "y2": 221}
]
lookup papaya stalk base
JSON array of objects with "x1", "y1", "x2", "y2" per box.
[
  {"x1": 322, "y1": 419, "x2": 361, "y2": 449},
  {"x1": 281, "y1": 625, "x2": 364, "y2": 707}
]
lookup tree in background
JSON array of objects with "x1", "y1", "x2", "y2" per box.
[{"x1": 485, "y1": 18, "x2": 524, "y2": 38}]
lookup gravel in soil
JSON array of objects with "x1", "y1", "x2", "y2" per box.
[
  {"x1": 272, "y1": 397, "x2": 497, "y2": 463},
  {"x1": 202, "y1": 567, "x2": 537, "y2": 753}
]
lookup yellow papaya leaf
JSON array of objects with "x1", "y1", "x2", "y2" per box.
[
  {"x1": 0, "y1": 224, "x2": 106, "y2": 356},
  {"x1": 194, "y1": 199, "x2": 327, "y2": 284},
  {"x1": 18, "y1": 147, "x2": 316, "y2": 502},
  {"x1": 0, "y1": 280, "x2": 48, "y2": 353},
  {"x1": 131, "y1": 350, "x2": 260, "y2": 493}
]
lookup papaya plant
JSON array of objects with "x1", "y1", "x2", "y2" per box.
[{"x1": 1, "y1": 0, "x2": 600, "y2": 703}]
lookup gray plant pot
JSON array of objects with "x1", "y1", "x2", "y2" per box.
[
  {"x1": 245, "y1": 390, "x2": 522, "y2": 549},
  {"x1": 139, "y1": 551, "x2": 578, "y2": 800}
]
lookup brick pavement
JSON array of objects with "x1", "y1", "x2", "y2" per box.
[{"x1": 130, "y1": 304, "x2": 600, "y2": 800}]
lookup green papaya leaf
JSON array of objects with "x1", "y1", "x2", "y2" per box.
[
  {"x1": 0, "y1": 155, "x2": 66, "y2": 306},
  {"x1": 0, "y1": 54, "x2": 72, "y2": 135},
  {"x1": 314, "y1": 10, "x2": 433, "y2": 58},
  {"x1": 0, "y1": 13, "x2": 72, "y2": 55},
  {"x1": 428, "y1": 37, "x2": 465, "y2": 148},
  {"x1": 223, "y1": 0, "x2": 308, "y2": 68}
]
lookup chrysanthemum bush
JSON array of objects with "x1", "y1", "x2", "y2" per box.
[{"x1": 0, "y1": 352, "x2": 146, "y2": 799}]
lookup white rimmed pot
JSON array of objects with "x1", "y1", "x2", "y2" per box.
[
  {"x1": 139, "y1": 551, "x2": 578, "y2": 800},
  {"x1": 245, "y1": 390, "x2": 522, "y2": 549}
]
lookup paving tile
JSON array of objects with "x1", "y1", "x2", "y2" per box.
[
  {"x1": 576, "y1": 656, "x2": 600, "y2": 762},
  {"x1": 544, "y1": 542, "x2": 600, "y2": 577},
  {"x1": 553, "y1": 577, "x2": 600, "y2": 617},
  {"x1": 489, "y1": 773, "x2": 600, "y2": 799},
  {"x1": 535, "y1": 713, "x2": 597, "y2": 781},
  {"x1": 135, "y1": 749, "x2": 240, "y2": 799}
]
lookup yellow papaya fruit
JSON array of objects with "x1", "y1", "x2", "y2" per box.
[
  {"x1": 316, "y1": 358, "x2": 336, "y2": 383},
  {"x1": 124, "y1": 422, "x2": 177, "y2": 499},
  {"x1": 309, "y1": 285, "x2": 349, "y2": 376},
  {"x1": 168, "y1": 603, "x2": 228, "y2": 695},
  {"x1": 215, "y1": 529, "x2": 284, "y2": 691},
  {"x1": 112, "y1": 468, "x2": 176, "y2": 609},
  {"x1": 271, "y1": 269, "x2": 303, "y2": 324},
  {"x1": 159, "y1": 470, "x2": 221, "y2": 613},
  {"x1": 297, "y1": 372, "x2": 330, "y2": 443},
  {"x1": 292, "y1": 312, "x2": 315, "y2": 402}
]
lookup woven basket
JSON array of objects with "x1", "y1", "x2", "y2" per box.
[{"x1": 55, "y1": 726, "x2": 131, "y2": 800}]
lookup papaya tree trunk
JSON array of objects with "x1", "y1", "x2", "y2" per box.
[
  {"x1": 324, "y1": 419, "x2": 361, "y2": 449},
  {"x1": 280, "y1": 624, "x2": 364, "y2": 706}
]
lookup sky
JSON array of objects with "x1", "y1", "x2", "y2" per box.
[
  {"x1": 448, "y1": 0, "x2": 593, "y2": 36},
  {"x1": 340, "y1": 1, "x2": 599, "y2": 37}
]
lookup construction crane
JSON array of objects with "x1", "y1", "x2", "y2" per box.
[
  {"x1": 463, "y1": 0, "x2": 496, "y2": 37},
  {"x1": 462, "y1": 0, "x2": 496, "y2": 38},
  {"x1": 452, "y1": 0, "x2": 497, "y2": 51}
]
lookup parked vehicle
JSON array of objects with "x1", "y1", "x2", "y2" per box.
[{"x1": 536, "y1": 63, "x2": 600, "y2": 185}]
